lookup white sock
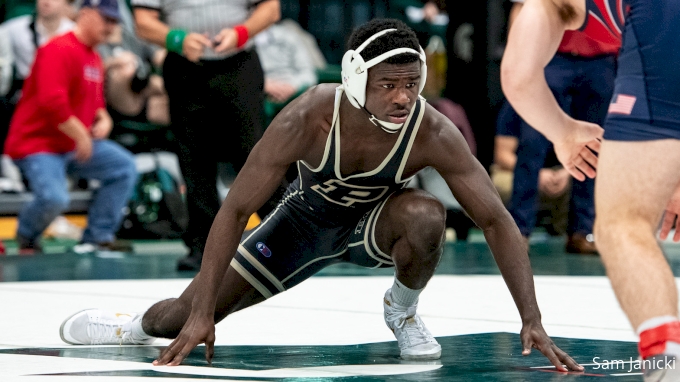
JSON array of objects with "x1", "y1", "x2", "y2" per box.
[
  {"x1": 391, "y1": 278, "x2": 423, "y2": 307},
  {"x1": 128, "y1": 314, "x2": 153, "y2": 340},
  {"x1": 637, "y1": 316, "x2": 680, "y2": 358}
]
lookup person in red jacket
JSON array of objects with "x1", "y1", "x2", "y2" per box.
[{"x1": 3, "y1": 0, "x2": 136, "y2": 253}]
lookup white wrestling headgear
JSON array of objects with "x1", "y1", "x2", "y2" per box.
[{"x1": 341, "y1": 28, "x2": 427, "y2": 133}]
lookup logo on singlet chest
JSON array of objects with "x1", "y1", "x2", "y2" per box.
[{"x1": 310, "y1": 179, "x2": 389, "y2": 207}]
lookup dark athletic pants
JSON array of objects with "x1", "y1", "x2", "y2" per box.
[
  {"x1": 509, "y1": 53, "x2": 616, "y2": 237},
  {"x1": 163, "y1": 50, "x2": 267, "y2": 254}
]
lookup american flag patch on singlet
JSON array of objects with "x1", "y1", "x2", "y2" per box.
[{"x1": 608, "y1": 94, "x2": 637, "y2": 115}]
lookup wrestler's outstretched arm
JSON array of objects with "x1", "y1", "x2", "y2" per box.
[
  {"x1": 420, "y1": 106, "x2": 583, "y2": 372},
  {"x1": 501, "y1": 0, "x2": 601, "y2": 180},
  {"x1": 153, "y1": 86, "x2": 327, "y2": 366}
]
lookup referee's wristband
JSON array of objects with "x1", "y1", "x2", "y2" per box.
[
  {"x1": 166, "y1": 29, "x2": 187, "y2": 54},
  {"x1": 234, "y1": 25, "x2": 249, "y2": 48}
]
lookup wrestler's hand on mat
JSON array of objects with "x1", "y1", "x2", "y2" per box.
[
  {"x1": 660, "y1": 185, "x2": 680, "y2": 241},
  {"x1": 553, "y1": 120, "x2": 603, "y2": 182},
  {"x1": 153, "y1": 312, "x2": 215, "y2": 366},
  {"x1": 520, "y1": 320, "x2": 583, "y2": 372}
]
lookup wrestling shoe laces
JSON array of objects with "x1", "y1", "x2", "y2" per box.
[
  {"x1": 87, "y1": 315, "x2": 133, "y2": 345},
  {"x1": 383, "y1": 289, "x2": 441, "y2": 360}
]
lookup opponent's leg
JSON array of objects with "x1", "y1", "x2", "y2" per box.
[
  {"x1": 594, "y1": 140, "x2": 680, "y2": 367},
  {"x1": 373, "y1": 188, "x2": 446, "y2": 360}
]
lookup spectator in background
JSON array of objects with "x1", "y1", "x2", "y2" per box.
[
  {"x1": 0, "y1": 27, "x2": 13, "y2": 155},
  {"x1": 492, "y1": 101, "x2": 570, "y2": 236},
  {"x1": 389, "y1": 0, "x2": 447, "y2": 46},
  {"x1": 2, "y1": 0, "x2": 137, "y2": 253},
  {"x1": 96, "y1": 0, "x2": 169, "y2": 127},
  {"x1": 2, "y1": 0, "x2": 75, "y2": 102},
  {"x1": 132, "y1": 0, "x2": 281, "y2": 271},
  {"x1": 388, "y1": 4, "x2": 477, "y2": 240},
  {"x1": 99, "y1": 23, "x2": 169, "y2": 126},
  {"x1": 255, "y1": 19, "x2": 318, "y2": 124},
  {"x1": 504, "y1": 0, "x2": 616, "y2": 254},
  {"x1": 0, "y1": 28, "x2": 12, "y2": 98},
  {"x1": 1, "y1": 0, "x2": 75, "y2": 155}
]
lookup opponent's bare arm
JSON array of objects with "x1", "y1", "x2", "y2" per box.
[
  {"x1": 415, "y1": 108, "x2": 582, "y2": 371},
  {"x1": 501, "y1": 0, "x2": 601, "y2": 180},
  {"x1": 153, "y1": 86, "x2": 330, "y2": 366}
]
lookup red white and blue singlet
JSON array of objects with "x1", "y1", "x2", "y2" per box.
[
  {"x1": 581, "y1": 0, "x2": 680, "y2": 141},
  {"x1": 580, "y1": 0, "x2": 626, "y2": 45}
]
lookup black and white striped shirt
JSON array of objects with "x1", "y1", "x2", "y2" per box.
[{"x1": 131, "y1": 0, "x2": 262, "y2": 59}]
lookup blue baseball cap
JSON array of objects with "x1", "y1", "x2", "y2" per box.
[{"x1": 81, "y1": 0, "x2": 121, "y2": 21}]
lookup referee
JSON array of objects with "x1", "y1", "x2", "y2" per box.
[{"x1": 131, "y1": 0, "x2": 281, "y2": 270}]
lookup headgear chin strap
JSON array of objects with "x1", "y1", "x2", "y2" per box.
[{"x1": 341, "y1": 28, "x2": 427, "y2": 133}]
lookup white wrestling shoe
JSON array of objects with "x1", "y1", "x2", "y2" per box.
[
  {"x1": 643, "y1": 355, "x2": 680, "y2": 382},
  {"x1": 60, "y1": 309, "x2": 154, "y2": 345},
  {"x1": 383, "y1": 288, "x2": 441, "y2": 360}
]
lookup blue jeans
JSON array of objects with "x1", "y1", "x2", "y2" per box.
[
  {"x1": 509, "y1": 53, "x2": 616, "y2": 237},
  {"x1": 14, "y1": 140, "x2": 137, "y2": 243}
]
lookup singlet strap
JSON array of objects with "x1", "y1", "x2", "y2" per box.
[{"x1": 395, "y1": 96, "x2": 426, "y2": 183}]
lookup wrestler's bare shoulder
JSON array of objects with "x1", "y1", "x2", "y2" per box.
[
  {"x1": 416, "y1": 102, "x2": 458, "y2": 144},
  {"x1": 274, "y1": 83, "x2": 338, "y2": 135},
  {"x1": 397, "y1": 102, "x2": 462, "y2": 176},
  {"x1": 262, "y1": 84, "x2": 339, "y2": 163}
]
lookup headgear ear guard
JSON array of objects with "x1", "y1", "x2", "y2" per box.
[{"x1": 341, "y1": 28, "x2": 427, "y2": 114}]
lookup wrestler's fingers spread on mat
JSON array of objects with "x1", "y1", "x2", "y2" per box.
[
  {"x1": 554, "y1": 346, "x2": 583, "y2": 372},
  {"x1": 520, "y1": 330, "x2": 538, "y2": 356},
  {"x1": 543, "y1": 348, "x2": 567, "y2": 372},
  {"x1": 527, "y1": 340, "x2": 567, "y2": 372},
  {"x1": 168, "y1": 343, "x2": 196, "y2": 366},
  {"x1": 205, "y1": 332, "x2": 215, "y2": 365},
  {"x1": 521, "y1": 328, "x2": 576, "y2": 372},
  {"x1": 154, "y1": 333, "x2": 197, "y2": 366},
  {"x1": 153, "y1": 338, "x2": 187, "y2": 366}
]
